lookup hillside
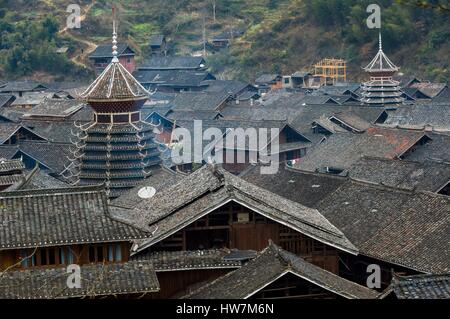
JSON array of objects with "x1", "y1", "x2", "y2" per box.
[{"x1": 0, "y1": 0, "x2": 449, "y2": 82}]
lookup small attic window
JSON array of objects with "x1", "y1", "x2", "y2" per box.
[{"x1": 138, "y1": 186, "x2": 157, "y2": 199}]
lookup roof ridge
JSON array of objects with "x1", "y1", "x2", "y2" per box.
[
  {"x1": 223, "y1": 169, "x2": 352, "y2": 241},
  {"x1": 286, "y1": 165, "x2": 349, "y2": 180},
  {"x1": 346, "y1": 176, "x2": 450, "y2": 198},
  {"x1": 0, "y1": 184, "x2": 106, "y2": 198}
]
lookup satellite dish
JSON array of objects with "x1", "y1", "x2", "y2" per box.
[{"x1": 138, "y1": 186, "x2": 157, "y2": 199}]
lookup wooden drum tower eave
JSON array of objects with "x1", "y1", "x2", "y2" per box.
[
  {"x1": 62, "y1": 13, "x2": 161, "y2": 198},
  {"x1": 360, "y1": 32, "x2": 405, "y2": 107}
]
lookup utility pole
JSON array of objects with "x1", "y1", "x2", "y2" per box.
[{"x1": 213, "y1": 0, "x2": 216, "y2": 23}]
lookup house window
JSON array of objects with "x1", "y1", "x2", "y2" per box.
[
  {"x1": 88, "y1": 244, "x2": 123, "y2": 263},
  {"x1": 19, "y1": 247, "x2": 75, "y2": 268}
]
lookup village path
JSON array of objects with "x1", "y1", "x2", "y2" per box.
[{"x1": 59, "y1": 0, "x2": 97, "y2": 68}]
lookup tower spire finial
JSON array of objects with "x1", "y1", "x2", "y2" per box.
[
  {"x1": 379, "y1": 31, "x2": 383, "y2": 52},
  {"x1": 112, "y1": 5, "x2": 119, "y2": 63}
]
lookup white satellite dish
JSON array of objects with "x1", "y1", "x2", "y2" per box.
[{"x1": 138, "y1": 186, "x2": 157, "y2": 199}]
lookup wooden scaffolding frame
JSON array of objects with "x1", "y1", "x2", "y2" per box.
[{"x1": 314, "y1": 58, "x2": 347, "y2": 85}]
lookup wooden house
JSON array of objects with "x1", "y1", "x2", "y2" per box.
[
  {"x1": 89, "y1": 43, "x2": 136, "y2": 74},
  {"x1": 0, "y1": 81, "x2": 48, "y2": 98},
  {"x1": 149, "y1": 34, "x2": 167, "y2": 56},
  {"x1": 242, "y1": 165, "x2": 450, "y2": 288},
  {"x1": 185, "y1": 243, "x2": 379, "y2": 299},
  {"x1": 210, "y1": 29, "x2": 244, "y2": 49},
  {"x1": 0, "y1": 186, "x2": 160, "y2": 298},
  {"x1": 254, "y1": 74, "x2": 283, "y2": 94}
]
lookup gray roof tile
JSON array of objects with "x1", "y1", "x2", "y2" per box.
[
  {"x1": 0, "y1": 186, "x2": 150, "y2": 250},
  {"x1": 184, "y1": 243, "x2": 379, "y2": 299},
  {"x1": 0, "y1": 260, "x2": 159, "y2": 299},
  {"x1": 392, "y1": 274, "x2": 450, "y2": 299}
]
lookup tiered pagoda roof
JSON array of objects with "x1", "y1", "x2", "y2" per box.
[
  {"x1": 81, "y1": 59, "x2": 148, "y2": 103},
  {"x1": 63, "y1": 18, "x2": 161, "y2": 198},
  {"x1": 361, "y1": 33, "x2": 404, "y2": 106}
]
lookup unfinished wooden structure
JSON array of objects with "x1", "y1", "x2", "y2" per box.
[{"x1": 314, "y1": 58, "x2": 347, "y2": 85}]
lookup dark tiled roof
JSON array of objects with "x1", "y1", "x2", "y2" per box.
[
  {"x1": 171, "y1": 119, "x2": 307, "y2": 155},
  {"x1": 166, "y1": 110, "x2": 221, "y2": 121},
  {"x1": 255, "y1": 74, "x2": 280, "y2": 84},
  {"x1": 402, "y1": 87, "x2": 432, "y2": 99},
  {"x1": 0, "y1": 186, "x2": 150, "y2": 250},
  {"x1": 302, "y1": 95, "x2": 340, "y2": 105},
  {"x1": 0, "y1": 94, "x2": 15, "y2": 108},
  {"x1": 402, "y1": 132, "x2": 450, "y2": 163},
  {"x1": 133, "y1": 70, "x2": 215, "y2": 87},
  {"x1": 170, "y1": 91, "x2": 230, "y2": 111},
  {"x1": 348, "y1": 157, "x2": 450, "y2": 192},
  {"x1": 0, "y1": 107, "x2": 26, "y2": 123},
  {"x1": 0, "y1": 124, "x2": 47, "y2": 144},
  {"x1": 23, "y1": 121, "x2": 78, "y2": 143},
  {"x1": 0, "y1": 260, "x2": 159, "y2": 299},
  {"x1": 410, "y1": 83, "x2": 447, "y2": 98},
  {"x1": 330, "y1": 112, "x2": 371, "y2": 132},
  {"x1": 295, "y1": 128, "x2": 428, "y2": 172},
  {"x1": 328, "y1": 95, "x2": 361, "y2": 104},
  {"x1": 149, "y1": 34, "x2": 165, "y2": 47},
  {"x1": 241, "y1": 165, "x2": 346, "y2": 208},
  {"x1": 19, "y1": 167, "x2": 69, "y2": 190},
  {"x1": 89, "y1": 43, "x2": 134, "y2": 58},
  {"x1": 433, "y1": 87, "x2": 450, "y2": 103},
  {"x1": 133, "y1": 249, "x2": 248, "y2": 271},
  {"x1": 203, "y1": 80, "x2": 253, "y2": 96},
  {"x1": 317, "y1": 85, "x2": 361, "y2": 96},
  {"x1": 11, "y1": 92, "x2": 52, "y2": 107},
  {"x1": 0, "y1": 81, "x2": 48, "y2": 93},
  {"x1": 220, "y1": 106, "x2": 301, "y2": 122},
  {"x1": 391, "y1": 274, "x2": 450, "y2": 299},
  {"x1": 23, "y1": 98, "x2": 86, "y2": 119},
  {"x1": 393, "y1": 75, "x2": 422, "y2": 88},
  {"x1": 312, "y1": 115, "x2": 349, "y2": 134},
  {"x1": 315, "y1": 179, "x2": 450, "y2": 273},
  {"x1": 111, "y1": 167, "x2": 183, "y2": 209},
  {"x1": 15, "y1": 141, "x2": 72, "y2": 173},
  {"x1": 288, "y1": 104, "x2": 385, "y2": 134},
  {"x1": 244, "y1": 165, "x2": 450, "y2": 273},
  {"x1": 138, "y1": 56, "x2": 206, "y2": 70},
  {"x1": 0, "y1": 123, "x2": 20, "y2": 143},
  {"x1": 184, "y1": 243, "x2": 379, "y2": 299},
  {"x1": 112, "y1": 165, "x2": 357, "y2": 255},
  {"x1": 383, "y1": 103, "x2": 450, "y2": 131},
  {"x1": 0, "y1": 145, "x2": 19, "y2": 159}
]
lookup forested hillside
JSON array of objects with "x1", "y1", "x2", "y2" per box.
[{"x1": 0, "y1": 0, "x2": 448, "y2": 81}]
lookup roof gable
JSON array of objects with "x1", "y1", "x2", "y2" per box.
[
  {"x1": 111, "y1": 166, "x2": 357, "y2": 255},
  {"x1": 184, "y1": 243, "x2": 378, "y2": 299},
  {"x1": 89, "y1": 43, "x2": 134, "y2": 59},
  {"x1": 295, "y1": 128, "x2": 429, "y2": 172},
  {"x1": 315, "y1": 179, "x2": 450, "y2": 273}
]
